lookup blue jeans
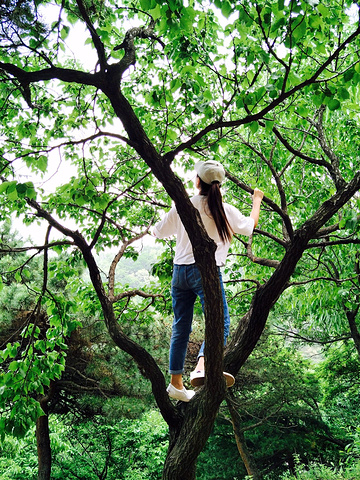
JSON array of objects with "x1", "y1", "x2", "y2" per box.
[{"x1": 169, "y1": 264, "x2": 230, "y2": 375}]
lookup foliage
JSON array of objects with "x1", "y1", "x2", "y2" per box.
[
  {"x1": 0, "y1": 411, "x2": 168, "y2": 480},
  {"x1": 316, "y1": 342, "x2": 360, "y2": 433},
  {"x1": 51, "y1": 411, "x2": 168, "y2": 480},
  {"x1": 274, "y1": 457, "x2": 360, "y2": 480},
  {"x1": 197, "y1": 417, "x2": 247, "y2": 479},
  {"x1": 0, "y1": 224, "x2": 170, "y2": 431},
  {"x1": 0, "y1": 428, "x2": 38, "y2": 480},
  {"x1": 0, "y1": 224, "x2": 80, "y2": 438}
]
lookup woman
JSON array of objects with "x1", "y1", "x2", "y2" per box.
[{"x1": 154, "y1": 160, "x2": 264, "y2": 402}]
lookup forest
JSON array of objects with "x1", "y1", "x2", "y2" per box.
[{"x1": 0, "y1": 0, "x2": 359, "y2": 479}]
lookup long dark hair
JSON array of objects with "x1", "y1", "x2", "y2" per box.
[{"x1": 198, "y1": 176, "x2": 233, "y2": 243}]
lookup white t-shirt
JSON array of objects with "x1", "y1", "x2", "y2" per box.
[{"x1": 154, "y1": 195, "x2": 254, "y2": 266}]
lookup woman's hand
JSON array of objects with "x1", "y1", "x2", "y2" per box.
[{"x1": 253, "y1": 187, "x2": 264, "y2": 201}]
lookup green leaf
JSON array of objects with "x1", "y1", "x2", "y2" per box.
[
  {"x1": 344, "y1": 68, "x2": 355, "y2": 83},
  {"x1": 34, "y1": 340, "x2": 47, "y2": 353},
  {"x1": 25, "y1": 182, "x2": 37, "y2": 200},
  {"x1": 327, "y1": 98, "x2": 341, "y2": 111},
  {"x1": 167, "y1": 130, "x2": 179, "y2": 141},
  {"x1": 37, "y1": 155, "x2": 48, "y2": 173},
  {"x1": 0, "y1": 182, "x2": 11, "y2": 194},
  {"x1": 8, "y1": 361, "x2": 18, "y2": 372},
  {"x1": 149, "y1": 4, "x2": 162, "y2": 20},
  {"x1": 60, "y1": 25, "x2": 70, "y2": 40},
  {"x1": 296, "y1": 105, "x2": 310, "y2": 116},
  {"x1": 265, "y1": 120, "x2": 274, "y2": 133},
  {"x1": 220, "y1": 0, "x2": 232, "y2": 18},
  {"x1": 16, "y1": 183, "x2": 27, "y2": 197},
  {"x1": 269, "y1": 89, "x2": 278, "y2": 99},
  {"x1": 313, "y1": 93, "x2": 325, "y2": 107},
  {"x1": 292, "y1": 16, "x2": 307, "y2": 41},
  {"x1": 338, "y1": 87, "x2": 350, "y2": 100},
  {"x1": 249, "y1": 121, "x2": 259, "y2": 134},
  {"x1": 318, "y1": 4, "x2": 330, "y2": 17}
]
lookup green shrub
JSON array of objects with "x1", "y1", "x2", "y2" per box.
[{"x1": 274, "y1": 459, "x2": 360, "y2": 480}]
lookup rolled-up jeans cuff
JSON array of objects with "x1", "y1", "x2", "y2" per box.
[{"x1": 169, "y1": 369, "x2": 184, "y2": 375}]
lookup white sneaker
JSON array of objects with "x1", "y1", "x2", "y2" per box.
[
  {"x1": 190, "y1": 370, "x2": 235, "y2": 387},
  {"x1": 223, "y1": 372, "x2": 235, "y2": 387},
  {"x1": 167, "y1": 383, "x2": 195, "y2": 402},
  {"x1": 190, "y1": 370, "x2": 205, "y2": 387}
]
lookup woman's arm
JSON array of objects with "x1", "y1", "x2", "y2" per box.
[{"x1": 250, "y1": 188, "x2": 264, "y2": 228}]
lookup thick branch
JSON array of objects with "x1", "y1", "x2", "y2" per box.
[
  {"x1": 0, "y1": 62, "x2": 104, "y2": 87},
  {"x1": 111, "y1": 289, "x2": 162, "y2": 304},
  {"x1": 113, "y1": 17, "x2": 163, "y2": 80},
  {"x1": 306, "y1": 238, "x2": 360, "y2": 249},
  {"x1": 246, "y1": 234, "x2": 281, "y2": 268},
  {"x1": 272, "y1": 125, "x2": 329, "y2": 167}
]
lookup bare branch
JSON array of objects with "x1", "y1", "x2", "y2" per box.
[
  {"x1": 306, "y1": 238, "x2": 360, "y2": 249},
  {"x1": 108, "y1": 226, "x2": 152, "y2": 300},
  {"x1": 113, "y1": 17, "x2": 164, "y2": 80},
  {"x1": 246, "y1": 234, "x2": 281, "y2": 269},
  {"x1": 272, "y1": 124, "x2": 328, "y2": 168},
  {"x1": 0, "y1": 240, "x2": 73, "y2": 253},
  {"x1": 273, "y1": 325, "x2": 351, "y2": 345},
  {"x1": 111, "y1": 289, "x2": 163, "y2": 304},
  {"x1": 306, "y1": 105, "x2": 347, "y2": 190},
  {"x1": 288, "y1": 275, "x2": 358, "y2": 288}
]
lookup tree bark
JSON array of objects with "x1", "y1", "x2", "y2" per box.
[
  {"x1": 347, "y1": 252, "x2": 360, "y2": 359},
  {"x1": 36, "y1": 398, "x2": 51, "y2": 480},
  {"x1": 346, "y1": 309, "x2": 360, "y2": 359}
]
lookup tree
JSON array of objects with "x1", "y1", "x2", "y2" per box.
[{"x1": 0, "y1": 0, "x2": 360, "y2": 478}]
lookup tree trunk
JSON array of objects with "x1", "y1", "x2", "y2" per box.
[
  {"x1": 346, "y1": 308, "x2": 360, "y2": 359},
  {"x1": 162, "y1": 382, "x2": 226, "y2": 479},
  {"x1": 227, "y1": 398, "x2": 263, "y2": 480},
  {"x1": 36, "y1": 398, "x2": 51, "y2": 480},
  {"x1": 347, "y1": 251, "x2": 360, "y2": 359},
  {"x1": 235, "y1": 431, "x2": 262, "y2": 480}
]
